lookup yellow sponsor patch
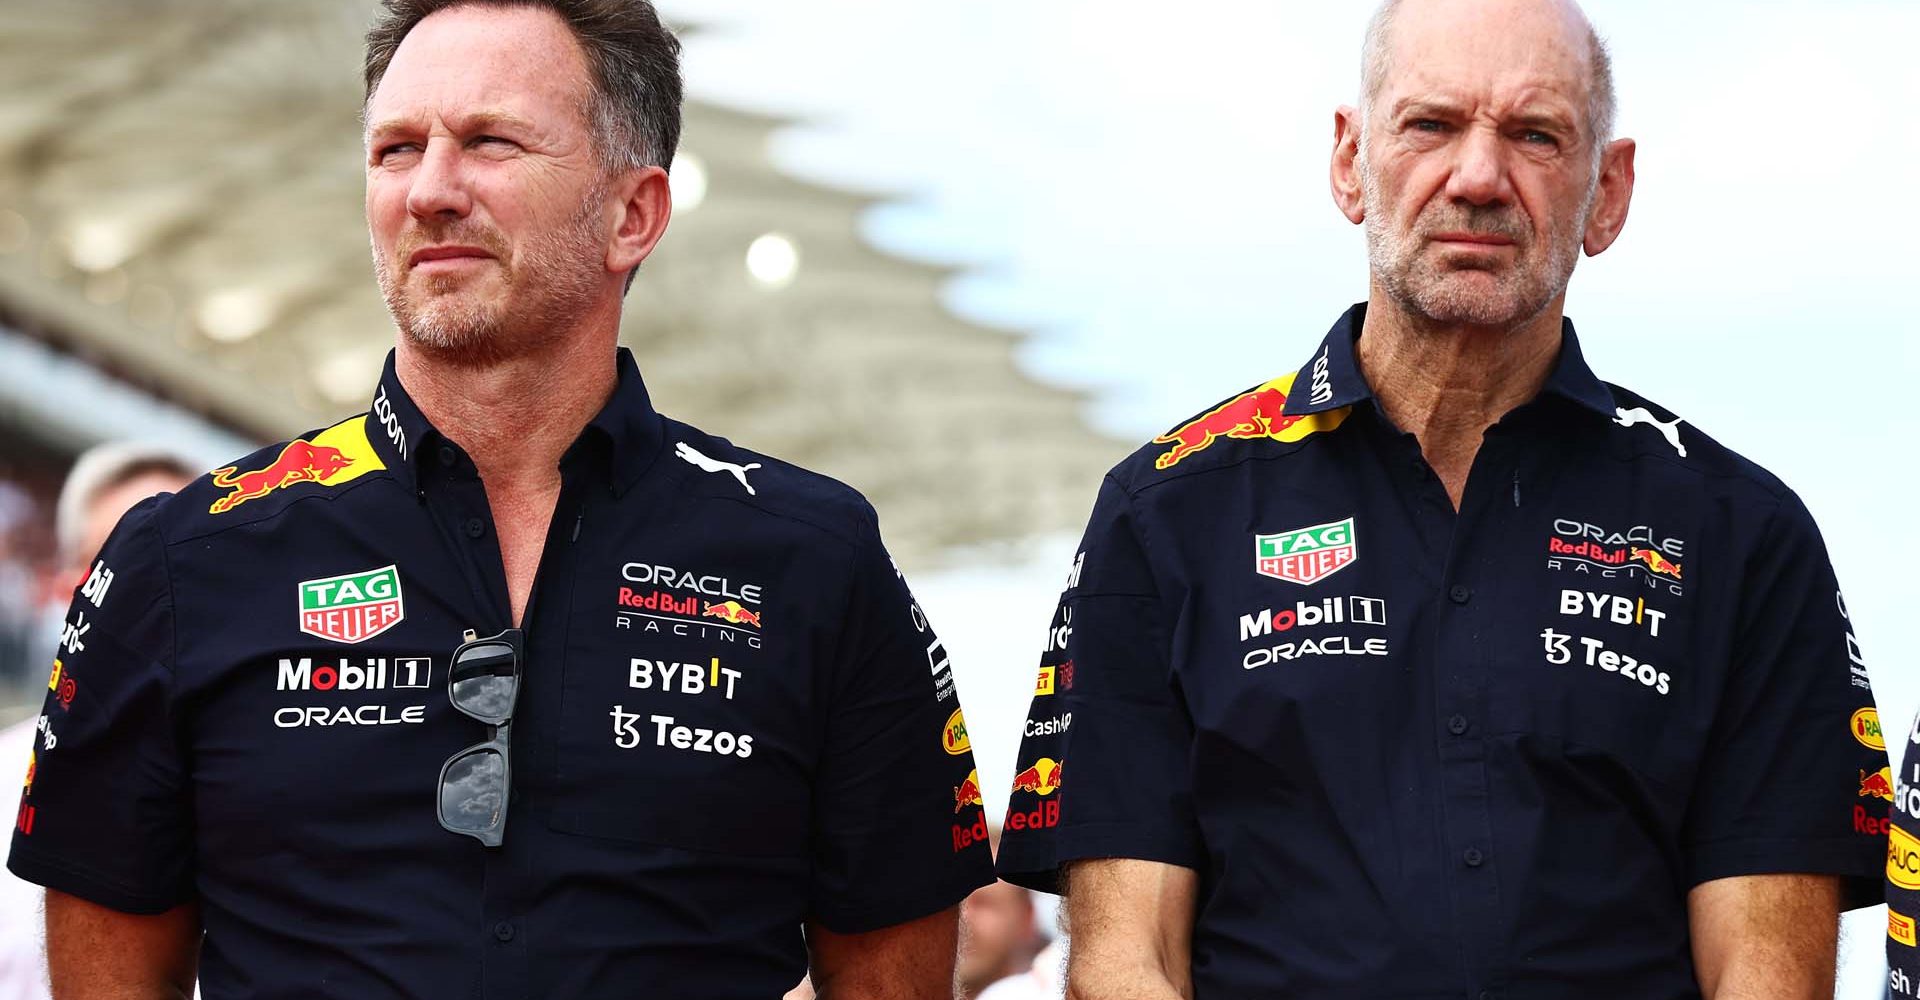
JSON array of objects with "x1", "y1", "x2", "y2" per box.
[
  {"x1": 1034, "y1": 665, "x2": 1056, "y2": 697},
  {"x1": 1853, "y1": 707, "x2": 1886, "y2": 750},
  {"x1": 942, "y1": 708, "x2": 970, "y2": 756},
  {"x1": 1890, "y1": 824, "x2": 1920, "y2": 891},
  {"x1": 1891, "y1": 909, "x2": 1917, "y2": 948}
]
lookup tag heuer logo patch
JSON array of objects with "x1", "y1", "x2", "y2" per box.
[
  {"x1": 1255, "y1": 517, "x2": 1357, "y2": 585},
  {"x1": 299, "y1": 565, "x2": 404, "y2": 644}
]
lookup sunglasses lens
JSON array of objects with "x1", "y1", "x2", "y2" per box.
[
  {"x1": 439, "y1": 746, "x2": 506, "y2": 835},
  {"x1": 450, "y1": 640, "x2": 516, "y2": 721}
]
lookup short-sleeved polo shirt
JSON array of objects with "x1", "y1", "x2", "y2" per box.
[
  {"x1": 8, "y1": 348, "x2": 994, "y2": 999},
  {"x1": 996, "y1": 304, "x2": 1887, "y2": 999}
]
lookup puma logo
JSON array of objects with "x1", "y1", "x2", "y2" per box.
[
  {"x1": 1613, "y1": 407, "x2": 1686, "y2": 458},
  {"x1": 675, "y1": 442, "x2": 761, "y2": 495}
]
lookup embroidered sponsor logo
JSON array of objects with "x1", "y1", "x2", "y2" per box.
[
  {"x1": 298, "y1": 566, "x2": 405, "y2": 644},
  {"x1": 1255, "y1": 517, "x2": 1357, "y2": 585}
]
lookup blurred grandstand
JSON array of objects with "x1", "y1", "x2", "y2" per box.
[{"x1": 0, "y1": 0, "x2": 1121, "y2": 704}]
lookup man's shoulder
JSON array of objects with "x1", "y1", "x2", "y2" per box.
[
  {"x1": 1599, "y1": 383, "x2": 1793, "y2": 504},
  {"x1": 1105, "y1": 372, "x2": 1354, "y2": 494},
  {"x1": 655, "y1": 416, "x2": 881, "y2": 552},
  {"x1": 152, "y1": 412, "x2": 399, "y2": 546}
]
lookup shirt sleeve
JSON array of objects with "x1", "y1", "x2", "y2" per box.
[
  {"x1": 1890, "y1": 708, "x2": 1920, "y2": 996},
  {"x1": 1679, "y1": 489, "x2": 1887, "y2": 909},
  {"x1": 5, "y1": 497, "x2": 195, "y2": 914},
  {"x1": 996, "y1": 475, "x2": 1201, "y2": 894},
  {"x1": 805, "y1": 504, "x2": 995, "y2": 933}
]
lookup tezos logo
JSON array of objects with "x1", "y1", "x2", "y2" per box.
[{"x1": 299, "y1": 566, "x2": 404, "y2": 644}]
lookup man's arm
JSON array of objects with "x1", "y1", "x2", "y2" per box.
[
  {"x1": 806, "y1": 906, "x2": 958, "y2": 1000},
  {"x1": 47, "y1": 890, "x2": 198, "y2": 999},
  {"x1": 1687, "y1": 873, "x2": 1838, "y2": 1000},
  {"x1": 1064, "y1": 858, "x2": 1198, "y2": 1000}
]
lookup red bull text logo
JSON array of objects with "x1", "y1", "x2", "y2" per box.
[
  {"x1": 702, "y1": 601, "x2": 762, "y2": 629},
  {"x1": 1151, "y1": 373, "x2": 1349, "y2": 470},
  {"x1": 208, "y1": 417, "x2": 384, "y2": 515}
]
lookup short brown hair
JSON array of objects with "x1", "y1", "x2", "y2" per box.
[{"x1": 363, "y1": 0, "x2": 683, "y2": 171}]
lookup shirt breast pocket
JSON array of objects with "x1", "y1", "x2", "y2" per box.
[
  {"x1": 1492, "y1": 598, "x2": 1705, "y2": 790},
  {"x1": 547, "y1": 641, "x2": 814, "y2": 858}
]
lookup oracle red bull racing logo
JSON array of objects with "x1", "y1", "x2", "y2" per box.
[
  {"x1": 1151, "y1": 372, "x2": 1349, "y2": 470},
  {"x1": 208, "y1": 415, "x2": 385, "y2": 514}
]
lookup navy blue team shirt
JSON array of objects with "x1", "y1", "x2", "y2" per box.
[
  {"x1": 997, "y1": 304, "x2": 1888, "y2": 999},
  {"x1": 9, "y1": 348, "x2": 994, "y2": 999}
]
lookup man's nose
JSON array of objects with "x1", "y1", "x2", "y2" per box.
[
  {"x1": 405, "y1": 139, "x2": 473, "y2": 220},
  {"x1": 1443, "y1": 125, "x2": 1513, "y2": 207}
]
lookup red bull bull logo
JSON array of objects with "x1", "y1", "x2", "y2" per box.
[
  {"x1": 1628, "y1": 547, "x2": 1682, "y2": 580},
  {"x1": 1007, "y1": 757, "x2": 1063, "y2": 832},
  {"x1": 208, "y1": 416, "x2": 385, "y2": 514},
  {"x1": 952, "y1": 766, "x2": 989, "y2": 851},
  {"x1": 1863, "y1": 767, "x2": 1896, "y2": 802},
  {"x1": 1010, "y1": 757, "x2": 1063, "y2": 797},
  {"x1": 1151, "y1": 372, "x2": 1350, "y2": 470},
  {"x1": 954, "y1": 768, "x2": 984, "y2": 812},
  {"x1": 702, "y1": 601, "x2": 762, "y2": 629}
]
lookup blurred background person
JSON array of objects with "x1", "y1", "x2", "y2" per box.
[
  {"x1": 957, "y1": 827, "x2": 1050, "y2": 999},
  {"x1": 0, "y1": 441, "x2": 195, "y2": 1000}
]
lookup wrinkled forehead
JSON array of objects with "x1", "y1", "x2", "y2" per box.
[
  {"x1": 1377, "y1": 0, "x2": 1594, "y2": 115},
  {"x1": 366, "y1": 4, "x2": 593, "y2": 134}
]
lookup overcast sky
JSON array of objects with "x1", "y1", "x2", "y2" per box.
[{"x1": 659, "y1": 2, "x2": 1918, "y2": 988}]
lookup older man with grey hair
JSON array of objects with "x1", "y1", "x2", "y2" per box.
[{"x1": 993, "y1": 0, "x2": 1888, "y2": 997}]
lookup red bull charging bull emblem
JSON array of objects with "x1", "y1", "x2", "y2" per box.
[
  {"x1": 208, "y1": 416, "x2": 385, "y2": 514},
  {"x1": 1151, "y1": 372, "x2": 1350, "y2": 471},
  {"x1": 1006, "y1": 757, "x2": 1063, "y2": 832},
  {"x1": 702, "y1": 601, "x2": 762, "y2": 629},
  {"x1": 1628, "y1": 547, "x2": 1683, "y2": 580},
  {"x1": 1862, "y1": 767, "x2": 1895, "y2": 802}
]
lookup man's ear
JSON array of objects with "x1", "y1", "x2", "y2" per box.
[{"x1": 1331, "y1": 105, "x2": 1367, "y2": 226}]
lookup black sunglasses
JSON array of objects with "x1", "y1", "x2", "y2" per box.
[{"x1": 437, "y1": 627, "x2": 522, "y2": 847}]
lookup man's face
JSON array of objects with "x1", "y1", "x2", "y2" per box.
[
  {"x1": 365, "y1": 4, "x2": 613, "y2": 364},
  {"x1": 1357, "y1": 0, "x2": 1600, "y2": 329}
]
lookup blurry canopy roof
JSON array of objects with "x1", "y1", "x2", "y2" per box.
[{"x1": 0, "y1": 0, "x2": 1121, "y2": 566}]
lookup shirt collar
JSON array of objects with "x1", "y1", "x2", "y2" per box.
[
  {"x1": 1279, "y1": 303, "x2": 1617, "y2": 419},
  {"x1": 368, "y1": 347, "x2": 666, "y2": 495}
]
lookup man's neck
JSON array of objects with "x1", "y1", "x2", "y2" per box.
[
  {"x1": 394, "y1": 326, "x2": 620, "y2": 491},
  {"x1": 1355, "y1": 290, "x2": 1566, "y2": 506}
]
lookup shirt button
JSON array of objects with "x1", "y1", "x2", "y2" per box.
[
  {"x1": 1448, "y1": 584, "x2": 1472, "y2": 604},
  {"x1": 464, "y1": 517, "x2": 486, "y2": 539},
  {"x1": 438, "y1": 445, "x2": 458, "y2": 467},
  {"x1": 1463, "y1": 847, "x2": 1484, "y2": 867},
  {"x1": 1447, "y1": 714, "x2": 1469, "y2": 735},
  {"x1": 493, "y1": 920, "x2": 515, "y2": 942}
]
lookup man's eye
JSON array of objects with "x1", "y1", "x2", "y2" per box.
[
  {"x1": 377, "y1": 144, "x2": 420, "y2": 160},
  {"x1": 1410, "y1": 119, "x2": 1447, "y2": 133},
  {"x1": 473, "y1": 135, "x2": 517, "y2": 148},
  {"x1": 1520, "y1": 130, "x2": 1558, "y2": 146}
]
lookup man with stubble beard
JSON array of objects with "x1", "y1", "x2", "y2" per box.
[
  {"x1": 994, "y1": 1, "x2": 1889, "y2": 997},
  {"x1": 8, "y1": 3, "x2": 994, "y2": 997}
]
